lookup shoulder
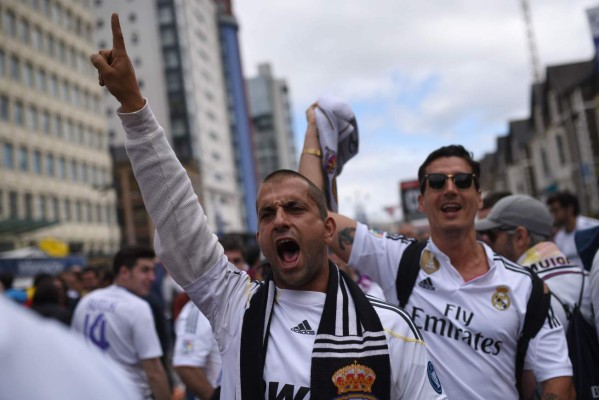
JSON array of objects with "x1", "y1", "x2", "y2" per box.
[
  {"x1": 367, "y1": 295, "x2": 424, "y2": 343},
  {"x1": 492, "y1": 254, "x2": 534, "y2": 281}
]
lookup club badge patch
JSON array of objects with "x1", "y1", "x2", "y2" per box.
[
  {"x1": 181, "y1": 339, "x2": 194, "y2": 355},
  {"x1": 491, "y1": 286, "x2": 511, "y2": 311},
  {"x1": 427, "y1": 361, "x2": 443, "y2": 394},
  {"x1": 332, "y1": 361, "x2": 378, "y2": 399},
  {"x1": 420, "y1": 250, "x2": 440, "y2": 274}
]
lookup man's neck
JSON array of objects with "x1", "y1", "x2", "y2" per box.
[
  {"x1": 431, "y1": 231, "x2": 489, "y2": 281},
  {"x1": 564, "y1": 216, "x2": 577, "y2": 233}
]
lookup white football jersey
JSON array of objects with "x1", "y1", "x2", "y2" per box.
[
  {"x1": 72, "y1": 285, "x2": 163, "y2": 399},
  {"x1": 348, "y1": 222, "x2": 572, "y2": 399},
  {"x1": 173, "y1": 301, "x2": 222, "y2": 388},
  {"x1": 186, "y1": 257, "x2": 447, "y2": 399}
]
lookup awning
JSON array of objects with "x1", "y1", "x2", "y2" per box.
[{"x1": 0, "y1": 219, "x2": 59, "y2": 235}]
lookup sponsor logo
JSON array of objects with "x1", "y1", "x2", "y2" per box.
[
  {"x1": 420, "y1": 250, "x2": 440, "y2": 274},
  {"x1": 291, "y1": 320, "x2": 315, "y2": 335},
  {"x1": 491, "y1": 286, "x2": 511, "y2": 311},
  {"x1": 418, "y1": 277, "x2": 436, "y2": 291},
  {"x1": 427, "y1": 361, "x2": 443, "y2": 394}
]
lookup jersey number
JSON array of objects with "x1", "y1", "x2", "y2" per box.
[{"x1": 84, "y1": 313, "x2": 110, "y2": 351}]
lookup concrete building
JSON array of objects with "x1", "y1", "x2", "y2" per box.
[
  {"x1": 0, "y1": 0, "x2": 120, "y2": 255},
  {"x1": 479, "y1": 58, "x2": 599, "y2": 216},
  {"x1": 93, "y1": 0, "x2": 245, "y2": 243},
  {"x1": 247, "y1": 63, "x2": 297, "y2": 181}
]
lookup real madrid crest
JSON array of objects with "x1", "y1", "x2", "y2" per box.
[
  {"x1": 491, "y1": 285, "x2": 511, "y2": 311},
  {"x1": 332, "y1": 361, "x2": 378, "y2": 400},
  {"x1": 420, "y1": 250, "x2": 440, "y2": 275}
]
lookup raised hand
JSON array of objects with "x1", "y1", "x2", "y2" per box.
[{"x1": 90, "y1": 13, "x2": 145, "y2": 113}]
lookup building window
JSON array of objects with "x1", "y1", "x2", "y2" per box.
[
  {"x1": 3, "y1": 9, "x2": 17, "y2": 37},
  {"x1": 37, "y1": 68, "x2": 47, "y2": 92},
  {"x1": 129, "y1": 13, "x2": 136, "y2": 22},
  {"x1": 18, "y1": 146, "x2": 28, "y2": 172},
  {"x1": 46, "y1": 153, "x2": 55, "y2": 177},
  {"x1": 52, "y1": 197, "x2": 59, "y2": 221},
  {"x1": 41, "y1": 111, "x2": 50, "y2": 134},
  {"x1": 24, "y1": 193, "x2": 33, "y2": 220},
  {"x1": 32, "y1": 26, "x2": 42, "y2": 51},
  {"x1": 0, "y1": 95, "x2": 8, "y2": 121},
  {"x1": 555, "y1": 134, "x2": 567, "y2": 166},
  {"x1": 24, "y1": 63, "x2": 34, "y2": 87},
  {"x1": 71, "y1": 160, "x2": 78, "y2": 181},
  {"x1": 10, "y1": 56, "x2": 20, "y2": 81},
  {"x1": 540, "y1": 148, "x2": 550, "y2": 177},
  {"x1": 9, "y1": 191, "x2": 18, "y2": 218},
  {"x1": 54, "y1": 115, "x2": 63, "y2": 138},
  {"x1": 18, "y1": 19, "x2": 30, "y2": 44},
  {"x1": 3, "y1": 143, "x2": 14, "y2": 169},
  {"x1": 63, "y1": 198, "x2": 71, "y2": 221},
  {"x1": 38, "y1": 195, "x2": 46, "y2": 220},
  {"x1": 27, "y1": 106, "x2": 38, "y2": 131},
  {"x1": 33, "y1": 150, "x2": 42, "y2": 174},
  {"x1": 0, "y1": 50, "x2": 5, "y2": 76},
  {"x1": 14, "y1": 101, "x2": 24, "y2": 126},
  {"x1": 58, "y1": 157, "x2": 66, "y2": 179}
]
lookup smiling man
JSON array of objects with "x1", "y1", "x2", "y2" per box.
[
  {"x1": 299, "y1": 106, "x2": 574, "y2": 400},
  {"x1": 72, "y1": 246, "x2": 169, "y2": 400},
  {"x1": 92, "y1": 13, "x2": 446, "y2": 400}
]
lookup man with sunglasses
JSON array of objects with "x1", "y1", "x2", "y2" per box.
[{"x1": 299, "y1": 106, "x2": 573, "y2": 399}]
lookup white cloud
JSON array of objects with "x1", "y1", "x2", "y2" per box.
[{"x1": 236, "y1": 0, "x2": 598, "y2": 223}]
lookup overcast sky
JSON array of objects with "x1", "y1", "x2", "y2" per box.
[{"x1": 235, "y1": 0, "x2": 599, "y2": 223}]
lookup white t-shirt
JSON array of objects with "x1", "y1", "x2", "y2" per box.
[
  {"x1": 554, "y1": 215, "x2": 599, "y2": 269},
  {"x1": 517, "y1": 241, "x2": 593, "y2": 331},
  {"x1": 348, "y1": 223, "x2": 572, "y2": 400},
  {"x1": 0, "y1": 295, "x2": 138, "y2": 399},
  {"x1": 72, "y1": 285, "x2": 163, "y2": 399},
  {"x1": 186, "y1": 258, "x2": 447, "y2": 399},
  {"x1": 173, "y1": 301, "x2": 222, "y2": 388}
]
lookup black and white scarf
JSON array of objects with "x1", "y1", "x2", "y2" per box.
[{"x1": 240, "y1": 262, "x2": 391, "y2": 399}]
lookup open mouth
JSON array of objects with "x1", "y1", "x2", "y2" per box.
[
  {"x1": 276, "y1": 239, "x2": 300, "y2": 267},
  {"x1": 441, "y1": 203, "x2": 462, "y2": 213}
]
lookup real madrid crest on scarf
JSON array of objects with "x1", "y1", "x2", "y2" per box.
[
  {"x1": 420, "y1": 249, "x2": 440, "y2": 274},
  {"x1": 332, "y1": 361, "x2": 378, "y2": 400},
  {"x1": 491, "y1": 285, "x2": 511, "y2": 311}
]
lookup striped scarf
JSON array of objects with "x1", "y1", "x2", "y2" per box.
[{"x1": 240, "y1": 262, "x2": 391, "y2": 399}]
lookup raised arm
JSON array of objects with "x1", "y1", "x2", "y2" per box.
[{"x1": 298, "y1": 106, "x2": 357, "y2": 262}]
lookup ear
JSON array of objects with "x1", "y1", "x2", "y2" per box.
[
  {"x1": 118, "y1": 265, "x2": 129, "y2": 279},
  {"x1": 255, "y1": 230, "x2": 260, "y2": 244},
  {"x1": 477, "y1": 190, "x2": 483, "y2": 211},
  {"x1": 418, "y1": 193, "x2": 424, "y2": 213},
  {"x1": 323, "y1": 215, "x2": 337, "y2": 246},
  {"x1": 513, "y1": 226, "x2": 530, "y2": 251}
]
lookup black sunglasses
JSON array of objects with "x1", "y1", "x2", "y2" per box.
[{"x1": 424, "y1": 173, "x2": 476, "y2": 190}]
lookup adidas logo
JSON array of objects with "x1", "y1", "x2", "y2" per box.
[
  {"x1": 418, "y1": 277, "x2": 436, "y2": 291},
  {"x1": 291, "y1": 320, "x2": 315, "y2": 335}
]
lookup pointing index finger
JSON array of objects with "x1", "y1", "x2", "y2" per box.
[{"x1": 111, "y1": 13, "x2": 126, "y2": 53}]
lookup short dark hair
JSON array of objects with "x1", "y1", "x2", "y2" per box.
[
  {"x1": 417, "y1": 145, "x2": 481, "y2": 193},
  {"x1": 81, "y1": 266, "x2": 100, "y2": 278},
  {"x1": 113, "y1": 246, "x2": 155, "y2": 276},
  {"x1": 257, "y1": 169, "x2": 328, "y2": 221},
  {"x1": 546, "y1": 191, "x2": 580, "y2": 215},
  {"x1": 482, "y1": 191, "x2": 512, "y2": 210},
  {"x1": 219, "y1": 234, "x2": 244, "y2": 254}
]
